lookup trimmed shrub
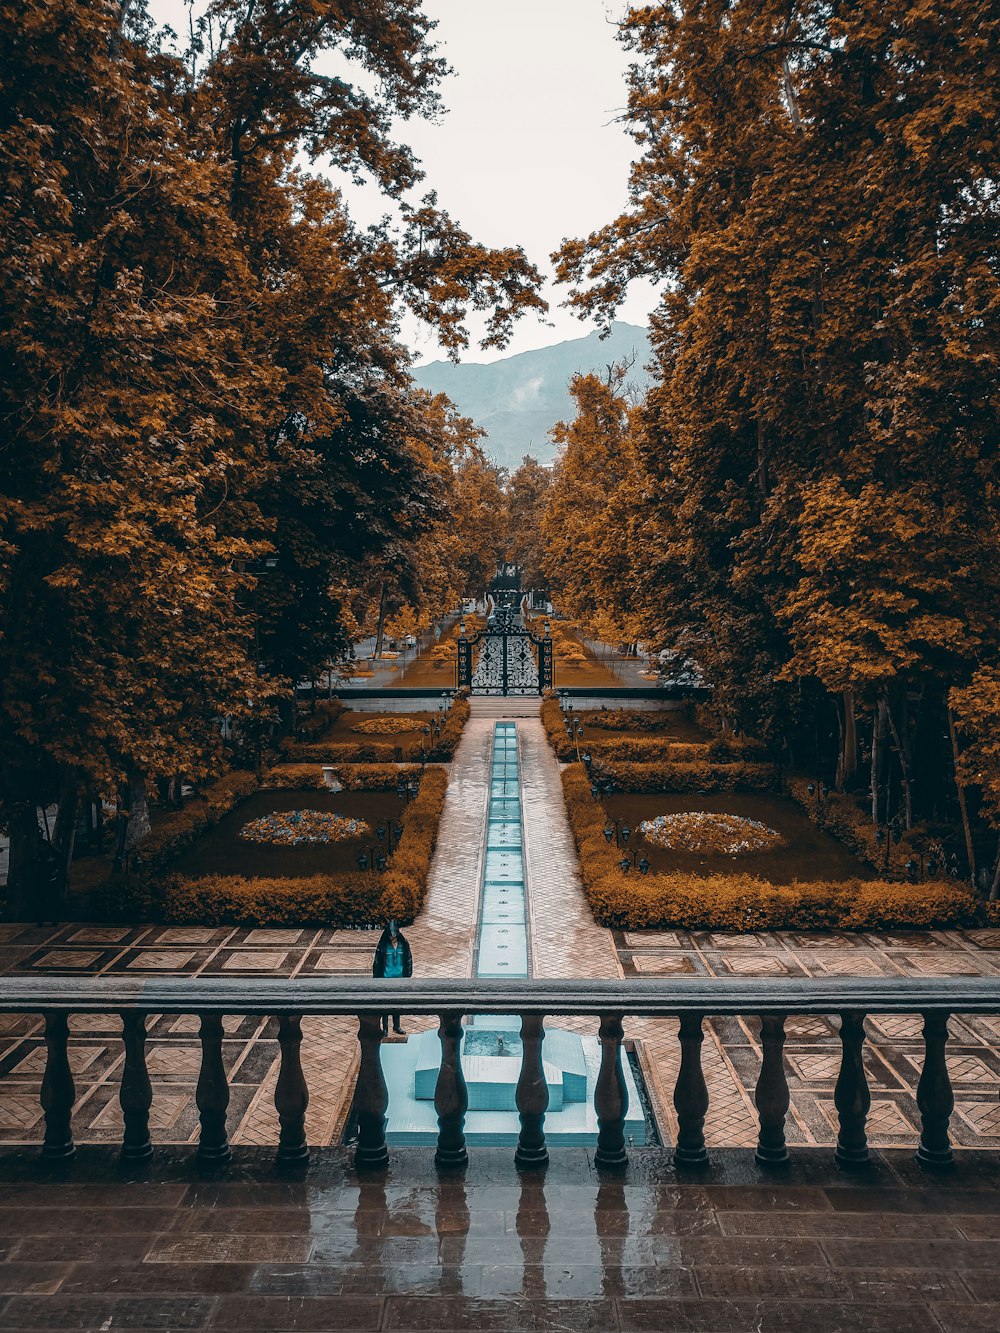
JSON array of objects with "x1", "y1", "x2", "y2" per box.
[
  {"x1": 583, "y1": 709, "x2": 688, "y2": 734},
  {"x1": 592, "y1": 759, "x2": 778, "y2": 793},
  {"x1": 278, "y1": 699, "x2": 470, "y2": 765},
  {"x1": 282, "y1": 739, "x2": 404, "y2": 763},
  {"x1": 560, "y1": 764, "x2": 975, "y2": 931},
  {"x1": 261, "y1": 764, "x2": 328, "y2": 789}
]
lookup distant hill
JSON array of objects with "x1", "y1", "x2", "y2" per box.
[{"x1": 412, "y1": 321, "x2": 652, "y2": 468}]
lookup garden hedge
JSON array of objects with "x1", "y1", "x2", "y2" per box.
[
  {"x1": 560, "y1": 764, "x2": 976, "y2": 931},
  {"x1": 165, "y1": 765, "x2": 447, "y2": 926},
  {"x1": 540, "y1": 699, "x2": 771, "y2": 769},
  {"x1": 100, "y1": 766, "x2": 449, "y2": 927},
  {"x1": 592, "y1": 759, "x2": 778, "y2": 793},
  {"x1": 281, "y1": 699, "x2": 470, "y2": 765},
  {"x1": 261, "y1": 762, "x2": 423, "y2": 791}
]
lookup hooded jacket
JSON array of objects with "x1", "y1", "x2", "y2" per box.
[{"x1": 372, "y1": 927, "x2": 412, "y2": 979}]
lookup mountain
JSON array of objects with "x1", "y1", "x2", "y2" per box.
[{"x1": 412, "y1": 321, "x2": 653, "y2": 469}]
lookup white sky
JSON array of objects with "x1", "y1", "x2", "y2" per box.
[{"x1": 149, "y1": 0, "x2": 658, "y2": 363}]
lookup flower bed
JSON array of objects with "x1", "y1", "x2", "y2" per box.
[
  {"x1": 640, "y1": 811, "x2": 784, "y2": 855},
  {"x1": 97, "y1": 767, "x2": 449, "y2": 926},
  {"x1": 240, "y1": 810, "x2": 368, "y2": 846},
  {"x1": 560, "y1": 763, "x2": 975, "y2": 931}
]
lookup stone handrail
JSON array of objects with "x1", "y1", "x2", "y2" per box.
[{"x1": 0, "y1": 975, "x2": 988, "y2": 1173}]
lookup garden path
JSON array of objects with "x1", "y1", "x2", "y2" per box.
[{"x1": 4, "y1": 721, "x2": 1000, "y2": 1151}]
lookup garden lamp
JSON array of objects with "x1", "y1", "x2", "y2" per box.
[
  {"x1": 639, "y1": 855, "x2": 650, "y2": 875},
  {"x1": 376, "y1": 823, "x2": 386, "y2": 842},
  {"x1": 357, "y1": 852, "x2": 369, "y2": 871},
  {"x1": 376, "y1": 851, "x2": 388, "y2": 872},
  {"x1": 604, "y1": 823, "x2": 614, "y2": 844}
]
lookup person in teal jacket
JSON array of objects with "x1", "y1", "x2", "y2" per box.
[{"x1": 372, "y1": 920, "x2": 412, "y2": 1035}]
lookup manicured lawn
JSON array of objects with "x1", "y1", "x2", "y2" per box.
[
  {"x1": 170, "y1": 789, "x2": 407, "y2": 879},
  {"x1": 600, "y1": 790, "x2": 869, "y2": 884}
]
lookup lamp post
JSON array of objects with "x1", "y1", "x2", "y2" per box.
[
  {"x1": 603, "y1": 818, "x2": 631, "y2": 849},
  {"x1": 619, "y1": 848, "x2": 650, "y2": 875},
  {"x1": 356, "y1": 846, "x2": 388, "y2": 873},
  {"x1": 396, "y1": 778, "x2": 419, "y2": 805},
  {"x1": 565, "y1": 716, "x2": 584, "y2": 761},
  {"x1": 806, "y1": 780, "x2": 829, "y2": 808}
]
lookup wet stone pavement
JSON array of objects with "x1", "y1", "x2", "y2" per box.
[{"x1": 0, "y1": 1145, "x2": 996, "y2": 1330}]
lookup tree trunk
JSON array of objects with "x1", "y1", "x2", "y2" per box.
[
  {"x1": 5, "y1": 803, "x2": 40, "y2": 920},
  {"x1": 947, "y1": 705, "x2": 977, "y2": 888},
  {"x1": 871, "y1": 695, "x2": 888, "y2": 824},
  {"x1": 123, "y1": 766, "x2": 151, "y2": 853},
  {"x1": 373, "y1": 581, "x2": 388, "y2": 659},
  {"x1": 989, "y1": 835, "x2": 1000, "y2": 902},
  {"x1": 51, "y1": 774, "x2": 79, "y2": 916},
  {"x1": 841, "y1": 690, "x2": 858, "y2": 789},
  {"x1": 882, "y1": 685, "x2": 914, "y2": 829}
]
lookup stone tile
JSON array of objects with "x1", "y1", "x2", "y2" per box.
[
  {"x1": 211, "y1": 1295, "x2": 383, "y2": 1329},
  {"x1": 630, "y1": 955, "x2": 696, "y2": 975},
  {"x1": 147, "y1": 1234, "x2": 313, "y2": 1264},
  {"x1": 304, "y1": 950, "x2": 373, "y2": 972},
  {"x1": 219, "y1": 950, "x2": 289, "y2": 971}
]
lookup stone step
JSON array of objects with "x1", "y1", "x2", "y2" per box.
[{"x1": 469, "y1": 696, "x2": 540, "y2": 718}]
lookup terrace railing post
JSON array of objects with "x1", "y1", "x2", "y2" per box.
[
  {"x1": 917, "y1": 1012, "x2": 955, "y2": 1169},
  {"x1": 515, "y1": 1013, "x2": 549, "y2": 1168},
  {"x1": 834, "y1": 1012, "x2": 871, "y2": 1169},
  {"x1": 40, "y1": 1012, "x2": 75, "y2": 1161},
  {"x1": 755, "y1": 1014, "x2": 789, "y2": 1166},
  {"x1": 274, "y1": 1016, "x2": 309, "y2": 1167},
  {"x1": 196, "y1": 1014, "x2": 231, "y2": 1166},
  {"x1": 673, "y1": 1013, "x2": 709, "y2": 1167},
  {"x1": 435, "y1": 1010, "x2": 468, "y2": 1169},
  {"x1": 594, "y1": 1013, "x2": 628, "y2": 1170},
  {"x1": 119, "y1": 1012, "x2": 153, "y2": 1162},
  {"x1": 355, "y1": 1011, "x2": 389, "y2": 1170}
]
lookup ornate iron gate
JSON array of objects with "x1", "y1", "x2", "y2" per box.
[{"x1": 457, "y1": 606, "x2": 553, "y2": 696}]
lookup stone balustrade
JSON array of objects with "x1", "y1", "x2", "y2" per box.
[{"x1": 1, "y1": 975, "x2": 992, "y2": 1172}]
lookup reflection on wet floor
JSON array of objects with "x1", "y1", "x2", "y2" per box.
[{"x1": 0, "y1": 1143, "x2": 997, "y2": 1327}]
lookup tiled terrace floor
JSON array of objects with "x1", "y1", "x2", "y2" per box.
[{"x1": 0, "y1": 1145, "x2": 996, "y2": 1330}]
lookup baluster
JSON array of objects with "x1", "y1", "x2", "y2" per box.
[
  {"x1": 515, "y1": 1013, "x2": 549, "y2": 1168},
  {"x1": 916, "y1": 1012, "x2": 954, "y2": 1169},
  {"x1": 355, "y1": 1012, "x2": 389, "y2": 1169},
  {"x1": 834, "y1": 1012, "x2": 870, "y2": 1169},
  {"x1": 196, "y1": 1014, "x2": 231, "y2": 1165},
  {"x1": 274, "y1": 1016, "x2": 309, "y2": 1167},
  {"x1": 673, "y1": 1013, "x2": 709, "y2": 1166},
  {"x1": 119, "y1": 1012, "x2": 153, "y2": 1162},
  {"x1": 755, "y1": 1014, "x2": 789, "y2": 1166},
  {"x1": 40, "y1": 1012, "x2": 75, "y2": 1161},
  {"x1": 435, "y1": 1011, "x2": 468, "y2": 1169},
  {"x1": 594, "y1": 1013, "x2": 628, "y2": 1169}
]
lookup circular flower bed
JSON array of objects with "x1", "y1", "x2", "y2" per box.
[
  {"x1": 639, "y1": 812, "x2": 784, "y2": 855},
  {"x1": 240, "y1": 810, "x2": 369, "y2": 846},
  {"x1": 351, "y1": 716, "x2": 417, "y2": 736}
]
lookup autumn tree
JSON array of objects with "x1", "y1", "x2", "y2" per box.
[
  {"x1": 503, "y1": 456, "x2": 553, "y2": 591},
  {"x1": 0, "y1": 0, "x2": 544, "y2": 913},
  {"x1": 555, "y1": 0, "x2": 1000, "y2": 847}
]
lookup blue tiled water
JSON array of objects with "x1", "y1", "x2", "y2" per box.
[
  {"x1": 381, "y1": 719, "x2": 646, "y2": 1145},
  {"x1": 476, "y1": 722, "x2": 529, "y2": 978}
]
